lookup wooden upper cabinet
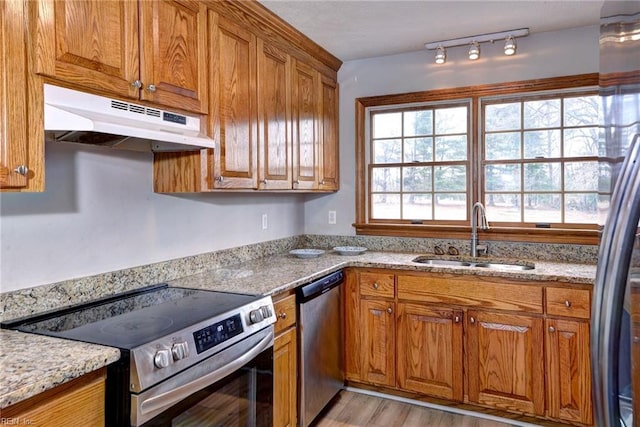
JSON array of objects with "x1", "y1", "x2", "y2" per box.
[
  {"x1": 319, "y1": 74, "x2": 339, "y2": 191},
  {"x1": 292, "y1": 59, "x2": 320, "y2": 191},
  {"x1": 257, "y1": 39, "x2": 292, "y2": 190},
  {"x1": 139, "y1": 0, "x2": 207, "y2": 113},
  {"x1": 467, "y1": 310, "x2": 545, "y2": 416},
  {"x1": 33, "y1": 0, "x2": 140, "y2": 99},
  {"x1": 33, "y1": 0, "x2": 207, "y2": 114}
]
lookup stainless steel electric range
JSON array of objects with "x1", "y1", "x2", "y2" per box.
[{"x1": 2, "y1": 284, "x2": 276, "y2": 427}]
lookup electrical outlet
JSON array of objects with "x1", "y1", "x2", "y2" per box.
[
  {"x1": 328, "y1": 210, "x2": 337, "y2": 224},
  {"x1": 262, "y1": 214, "x2": 268, "y2": 230}
]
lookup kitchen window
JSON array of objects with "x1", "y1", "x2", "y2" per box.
[{"x1": 355, "y1": 74, "x2": 600, "y2": 244}]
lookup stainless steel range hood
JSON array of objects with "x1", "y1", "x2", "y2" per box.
[{"x1": 44, "y1": 84, "x2": 215, "y2": 152}]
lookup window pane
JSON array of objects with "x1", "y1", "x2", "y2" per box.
[
  {"x1": 565, "y1": 161, "x2": 598, "y2": 191},
  {"x1": 524, "y1": 99, "x2": 561, "y2": 129},
  {"x1": 485, "y1": 194, "x2": 521, "y2": 222},
  {"x1": 435, "y1": 106, "x2": 467, "y2": 134},
  {"x1": 372, "y1": 167, "x2": 400, "y2": 192},
  {"x1": 485, "y1": 103, "x2": 521, "y2": 131},
  {"x1": 524, "y1": 194, "x2": 561, "y2": 222},
  {"x1": 373, "y1": 139, "x2": 401, "y2": 163},
  {"x1": 371, "y1": 194, "x2": 400, "y2": 219},
  {"x1": 402, "y1": 166, "x2": 432, "y2": 192},
  {"x1": 564, "y1": 95, "x2": 600, "y2": 127},
  {"x1": 523, "y1": 130, "x2": 561, "y2": 159},
  {"x1": 404, "y1": 137, "x2": 433, "y2": 162},
  {"x1": 565, "y1": 193, "x2": 598, "y2": 223},
  {"x1": 373, "y1": 112, "x2": 402, "y2": 138},
  {"x1": 524, "y1": 163, "x2": 561, "y2": 191},
  {"x1": 485, "y1": 132, "x2": 520, "y2": 160},
  {"x1": 434, "y1": 194, "x2": 466, "y2": 220},
  {"x1": 435, "y1": 136, "x2": 467, "y2": 161},
  {"x1": 404, "y1": 110, "x2": 433, "y2": 136},
  {"x1": 434, "y1": 165, "x2": 466, "y2": 191},
  {"x1": 485, "y1": 164, "x2": 521, "y2": 191},
  {"x1": 564, "y1": 128, "x2": 599, "y2": 156},
  {"x1": 403, "y1": 194, "x2": 432, "y2": 220}
]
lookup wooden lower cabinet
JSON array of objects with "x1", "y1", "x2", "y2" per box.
[
  {"x1": 397, "y1": 303, "x2": 463, "y2": 401},
  {"x1": 467, "y1": 310, "x2": 545, "y2": 416},
  {"x1": 273, "y1": 294, "x2": 297, "y2": 427},
  {"x1": 1, "y1": 368, "x2": 106, "y2": 426},
  {"x1": 361, "y1": 299, "x2": 396, "y2": 387}
]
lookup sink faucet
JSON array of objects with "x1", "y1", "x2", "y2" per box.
[{"x1": 471, "y1": 202, "x2": 490, "y2": 257}]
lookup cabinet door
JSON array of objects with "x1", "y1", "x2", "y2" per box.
[
  {"x1": 33, "y1": 0, "x2": 139, "y2": 99},
  {"x1": 139, "y1": 0, "x2": 207, "y2": 113},
  {"x1": 208, "y1": 12, "x2": 258, "y2": 189},
  {"x1": 257, "y1": 39, "x2": 292, "y2": 190},
  {"x1": 546, "y1": 319, "x2": 592, "y2": 425},
  {"x1": 318, "y1": 74, "x2": 339, "y2": 191},
  {"x1": 397, "y1": 303, "x2": 463, "y2": 401},
  {"x1": 467, "y1": 310, "x2": 544, "y2": 416},
  {"x1": 274, "y1": 327, "x2": 297, "y2": 427},
  {"x1": 360, "y1": 299, "x2": 396, "y2": 387},
  {"x1": 291, "y1": 59, "x2": 319, "y2": 190}
]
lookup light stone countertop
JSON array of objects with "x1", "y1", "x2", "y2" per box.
[
  {"x1": 0, "y1": 329, "x2": 120, "y2": 409},
  {"x1": 0, "y1": 250, "x2": 595, "y2": 409}
]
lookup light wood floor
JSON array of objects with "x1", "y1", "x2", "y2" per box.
[{"x1": 314, "y1": 391, "x2": 520, "y2": 427}]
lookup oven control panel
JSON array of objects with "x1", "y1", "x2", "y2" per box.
[{"x1": 193, "y1": 314, "x2": 244, "y2": 354}]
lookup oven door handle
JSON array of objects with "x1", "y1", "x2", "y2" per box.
[{"x1": 139, "y1": 329, "x2": 273, "y2": 417}]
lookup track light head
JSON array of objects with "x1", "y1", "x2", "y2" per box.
[
  {"x1": 504, "y1": 36, "x2": 517, "y2": 55},
  {"x1": 435, "y1": 46, "x2": 446, "y2": 64},
  {"x1": 468, "y1": 42, "x2": 480, "y2": 60}
]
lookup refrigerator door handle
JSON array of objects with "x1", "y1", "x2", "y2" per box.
[{"x1": 592, "y1": 133, "x2": 640, "y2": 427}]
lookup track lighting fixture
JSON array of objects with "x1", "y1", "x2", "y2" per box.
[
  {"x1": 424, "y1": 28, "x2": 529, "y2": 63},
  {"x1": 435, "y1": 46, "x2": 446, "y2": 64},
  {"x1": 504, "y1": 36, "x2": 516, "y2": 55},
  {"x1": 468, "y1": 42, "x2": 480, "y2": 60}
]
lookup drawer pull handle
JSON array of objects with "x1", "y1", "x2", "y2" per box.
[
  {"x1": 131, "y1": 79, "x2": 143, "y2": 89},
  {"x1": 373, "y1": 283, "x2": 379, "y2": 289},
  {"x1": 278, "y1": 312, "x2": 287, "y2": 320},
  {"x1": 14, "y1": 165, "x2": 29, "y2": 176},
  {"x1": 386, "y1": 307, "x2": 393, "y2": 314},
  {"x1": 549, "y1": 326, "x2": 556, "y2": 333},
  {"x1": 469, "y1": 317, "x2": 476, "y2": 324},
  {"x1": 146, "y1": 84, "x2": 157, "y2": 92},
  {"x1": 565, "y1": 300, "x2": 572, "y2": 308},
  {"x1": 454, "y1": 315, "x2": 460, "y2": 323}
]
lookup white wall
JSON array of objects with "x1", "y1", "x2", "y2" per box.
[
  {"x1": 304, "y1": 25, "x2": 600, "y2": 235},
  {"x1": 0, "y1": 142, "x2": 304, "y2": 291}
]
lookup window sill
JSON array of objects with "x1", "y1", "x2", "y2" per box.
[{"x1": 353, "y1": 223, "x2": 599, "y2": 245}]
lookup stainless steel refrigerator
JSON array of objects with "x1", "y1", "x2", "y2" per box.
[{"x1": 592, "y1": 2, "x2": 640, "y2": 426}]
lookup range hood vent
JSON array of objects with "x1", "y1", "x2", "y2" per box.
[{"x1": 44, "y1": 84, "x2": 215, "y2": 152}]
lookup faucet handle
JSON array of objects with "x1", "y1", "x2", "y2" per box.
[
  {"x1": 447, "y1": 246, "x2": 459, "y2": 256},
  {"x1": 475, "y1": 244, "x2": 489, "y2": 256},
  {"x1": 434, "y1": 245, "x2": 446, "y2": 255}
]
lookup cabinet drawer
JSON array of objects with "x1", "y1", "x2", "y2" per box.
[
  {"x1": 273, "y1": 294, "x2": 296, "y2": 334},
  {"x1": 546, "y1": 287, "x2": 590, "y2": 319},
  {"x1": 359, "y1": 272, "x2": 395, "y2": 298}
]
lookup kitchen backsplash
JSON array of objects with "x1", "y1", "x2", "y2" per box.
[{"x1": 0, "y1": 235, "x2": 597, "y2": 322}]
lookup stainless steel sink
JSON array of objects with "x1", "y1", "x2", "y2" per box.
[
  {"x1": 412, "y1": 256, "x2": 534, "y2": 270},
  {"x1": 473, "y1": 262, "x2": 534, "y2": 271}
]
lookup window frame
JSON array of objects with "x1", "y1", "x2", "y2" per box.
[{"x1": 354, "y1": 74, "x2": 600, "y2": 245}]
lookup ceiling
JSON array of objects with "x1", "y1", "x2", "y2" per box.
[{"x1": 257, "y1": 1, "x2": 604, "y2": 62}]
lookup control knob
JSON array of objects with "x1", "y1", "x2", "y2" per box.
[
  {"x1": 154, "y1": 349, "x2": 171, "y2": 369},
  {"x1": 172, "y1": 341, "x2": 189, "y2": 361},
  {"x1": 249, "y1": 305, "x2": 273, "y2": 324}
]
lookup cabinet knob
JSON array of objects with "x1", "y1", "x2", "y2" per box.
[
  {"x1": 261, "y1": 179, "x2": 267, "y2": 185},
  {"x1": 549, "y1": 326, "x2": 556, "y2": 333},
  {"x1": 386, "y1": 307, "x2": 393, "y2": 314},
  {"x1": 320, "y1": 180, "x2": 325, "y2": 185},
  {"x1": 216, "y1": 176, "x2": 224, "y2": 183},
  {"x1": 469, "y1": 316, "x2": 476, "y2": 324},
  {"x1": 565, "y1": 300, "x2": 572, "y2": 308},
  {"x1": 146, "y1": 84, "x2": 157, "y2": 92},
  {"x1": 13, "y1": 165, "x2": 29, "y2": 176},
  {"x1": 372, "y1": 283, "x2": 379, "y2": 289},
  {"x1": 279, "y1": 312, "x2": 287, "y2": 320},
  {"x1": 131, "y1": 79, "x2": 143, "y2": 89},
  {"x1": 454, "y1": 315, "x2": 461, "y2": 323},
  {"x1": 293, "y1": 180, "x2": 300, "y2": 186}
]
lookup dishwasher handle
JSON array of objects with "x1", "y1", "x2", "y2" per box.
[{"x1": 297, "y1": 270, "x2": 344, "y2": 303}]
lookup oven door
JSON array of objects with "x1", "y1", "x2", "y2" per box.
[{"x1": 133, "y1": 326, "x2": 273, "y2": 427}]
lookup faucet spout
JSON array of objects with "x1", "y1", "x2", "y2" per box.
[{"x1": 471, "y1": 202, "x2": 490, "y2": 257}]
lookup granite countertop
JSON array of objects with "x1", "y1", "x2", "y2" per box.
[
  {"x1": 0, "y1": 250, "x2": 595, "y2": 409},
  {"x1": 167, "y1": 251, "x2": 596, "y2": 295},
  {"x1": 0, "y1": 329, "x2": 120, "y2": 409}
]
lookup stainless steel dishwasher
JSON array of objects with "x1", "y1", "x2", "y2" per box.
[{"x1": 296, "y1": 270, "x2": 344, "y2": 427}]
